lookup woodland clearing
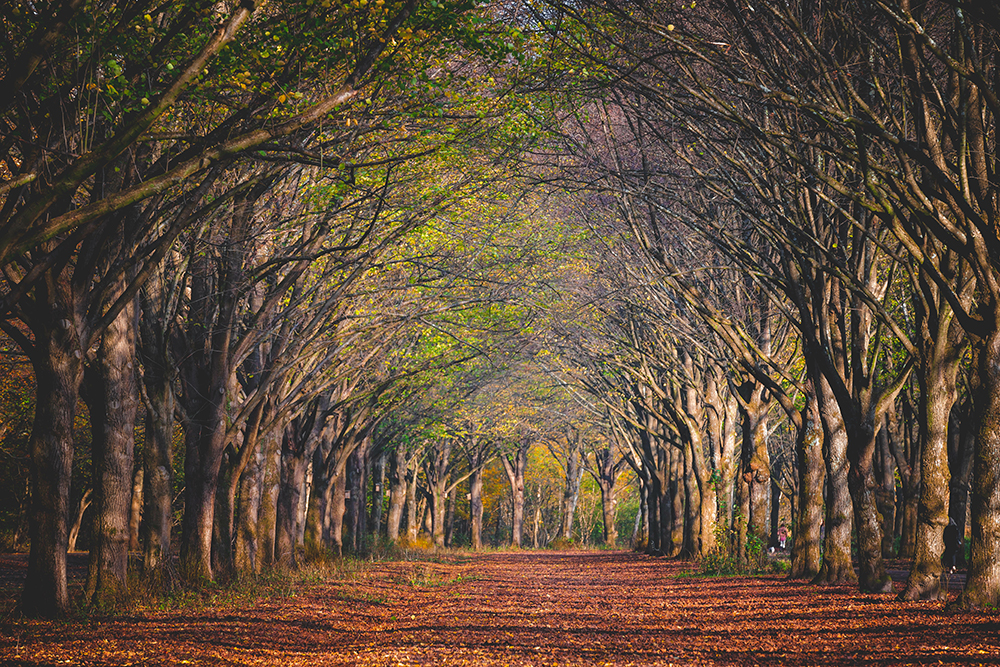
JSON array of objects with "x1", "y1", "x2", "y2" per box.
[{"x1": 1, "y1": 550, "x2": 998, "y2": 666}]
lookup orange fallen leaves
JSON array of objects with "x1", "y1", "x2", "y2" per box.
[{"x1": 1, "y1": 551, "x2": 998, "y2": 665}]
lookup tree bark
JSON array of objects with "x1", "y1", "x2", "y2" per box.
[
  {"x1": 560, "y1": 445, "x2": 583, "y2": 540},
  {"x1": 370, "y1": 450, "x2": 386, "y2": 540},
  {"x1": 18, "y1": 285, "x2": 86, "y2": 618},
  {"x1": 275, "y1": 439, "x2": 309, "y2": 567},
  {"x1": 129, "y1": 466, "x2": 143, "y2": 553},
  {"x1": 958, "y1": 328, "x2": 1000, "y2": 609},
  {"x1": 501, "y1": 440, "x2": 529, "y2": 548},
  {"x1": 138, "y1": 292, "x2": 176, "y2": 581},
  {"x1": 83, "y1": 296, "x2": 139, "y2": 608},
  {"x1": 875, "y1": 428, "x2": 896, "y2": 559},
  {"x1": 257, "y1": 427, "x2": 281, "y2": 567},
  {"x1": 425, "y1": 441, "x2": 453, "y2": 549},
  {"x1": 235, "y1": 435, "x2": 264, "y2": 574},
  {"x1": 790, "y1": 393, "x2": 824, "y2": 579},
  {"x1": 345, "y1": 439, "x2": 368, "y2": 554},
  {"x1": 593, "y1": 447, "x2": 620, "y2": 547},
  {"x1": 470, "y1": 466, "x2": 485, "y2": 550},
  {"x1": 667, "y1": 447, "x2": 684, "y2": 557},
  {"x1": 948, "y1": 397, "x2": 975, "y2": 568},
  {"x1": 681, "y1": 439, "x2": 701, "y2": 558},
  {"x1": 813, "y1": 374, "x2": 856, "y2": 585},
  {"x1": 387, "y1": 446, "x2": 408, "y2": 542}
]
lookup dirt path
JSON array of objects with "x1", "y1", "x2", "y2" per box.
[{"x1": 2, "y1": 550, "x2": 998, "y2": 666}]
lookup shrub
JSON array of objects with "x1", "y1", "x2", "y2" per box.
[{"x1": 547, "y1": 537, "x2": 577, "y2": 550}]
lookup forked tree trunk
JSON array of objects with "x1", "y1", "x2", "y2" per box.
[
  {"x1": 593, "y1": 447, "x2": 620, "y2": 547},
  {"x1": 425, "y1": 441, "x2": 452, "y2": 549},
  {"x1": 560, "y1": 447, "x2": 583, "y2": 540},
  {"x1": 501, "y1": 440, "x2": 529, "y2": 548}
]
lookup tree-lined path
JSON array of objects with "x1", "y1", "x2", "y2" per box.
[{"x1": 3, "y1": 551, "x2": 998, "y2": 666}]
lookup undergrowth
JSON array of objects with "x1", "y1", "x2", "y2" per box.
[{"x1": 698, "y1": 521, "x2": 789, "y2": 577}]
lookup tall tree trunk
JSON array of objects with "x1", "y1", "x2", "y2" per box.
[
  {"x1": 681, "y1": 440, "x2": 701, "y2": 558},
  {"x1": 813, "y1": 374, "x2": 856, "y2": 585},
  {"x1": 948, "y1": 397, "x2": 974, "y2": 568},
  {"x1": 275, "y1": 444, "x2": 308, "y2": 567},
  {"x1": 598, "y1": 477, "x2": 617, "y2": 547},
  {"x1": 330, "y1": 467, "x2": 348, "y2": 556},
  {"x1": 345, "y1": 440, "x2": 367, "y2": 554},
  {"x1": 235, "y1": 437, "x2": 264, "y2": 574},
  {"x1": 470, "y1": 466, "x2": 484, "y2": 550},
  {"x1": 901, "y1": 353, "x2": 962, "y2": 598},
  {"x1": 138, "y1": 263, "x2": 178, "y2": 582},
  {"x1": 214, "y1": 401, "x2": 264, "y2": 578},
  {"x1": 734, "y1": 449, "x2": 750, "y2": 565},
  {"x1": 846, "y1": 421, "x2": 892, "y2": 593},
  {"x1": 790, "y1": 393, "x2": 824, "y2": 579},
  {"x1": 887, "y1": 401, "x2": 920, "y2": 559},
  {"x1": 405, "y1": 465, "x2": 419, "y2": 543},
  {"x1": 83, "y1": 297, "x2": 139, "y2": 608},
  {"x1": 129, "y1": 466, "x2": 143, "y2": 553},
  {"x1": 958, "y1": 328, "x2": 1000, "y2": 609},
  {"x1": 560, "y1": 446, "x2": 583, "y2": 540},
  {"x1": 738, "y1": 380, "x2": 771, "y2": 544},
  {"x1": 20, "y1": 313, "x2": 85, "y2": 618},
  {"x1": 445, "y1": 483, "x2": 458, "y2": 547},
  {"x1": 501, "y1": 440, "x2": 529, "y2": 548},
  {"x1": 594, "y1": 447, "x2": 620, "y2": 547},
  {"x1": 387, "y1": 446, "x2": 408, "y2": 542},
  {"x1": 303, "y1": 440, "x2": 331, "y2": 560},
  {"x1": 632, "y1": 477, "x2": 648, "y2": 549},
  {"x1": 667, "y1": 448, "x2": 684, "y2": 557},
  {"x1": 179, "y1": 424, "x2": 226, "y2": 580},
  {"x1": 875, "y1": 428, "x2": 896, "y2": 559},
  {"x1": 257, "y1": 427, "x2": 281, "y2": 568},
  {"x1": 370, "y1": 450, "x2": 386, "y2": 540},
  {"x1": 645, "y1": 468, "x2": 661, "y2": 555}
]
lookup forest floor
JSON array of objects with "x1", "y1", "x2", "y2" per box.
[{"x1": 1, "y1": 549, "x2": 998, "y2": 666}]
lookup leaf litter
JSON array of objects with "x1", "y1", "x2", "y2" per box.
[{"x1": 2, "y1": 550, "x2": 998, "y2": 665}]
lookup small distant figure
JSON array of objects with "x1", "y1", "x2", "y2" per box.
[
  {"x1": 778, "y1": 525, "x2": 788, "y2": 551},
  {"x1": 942, "y1": 519, "x2": 962, "y2": 574}
]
